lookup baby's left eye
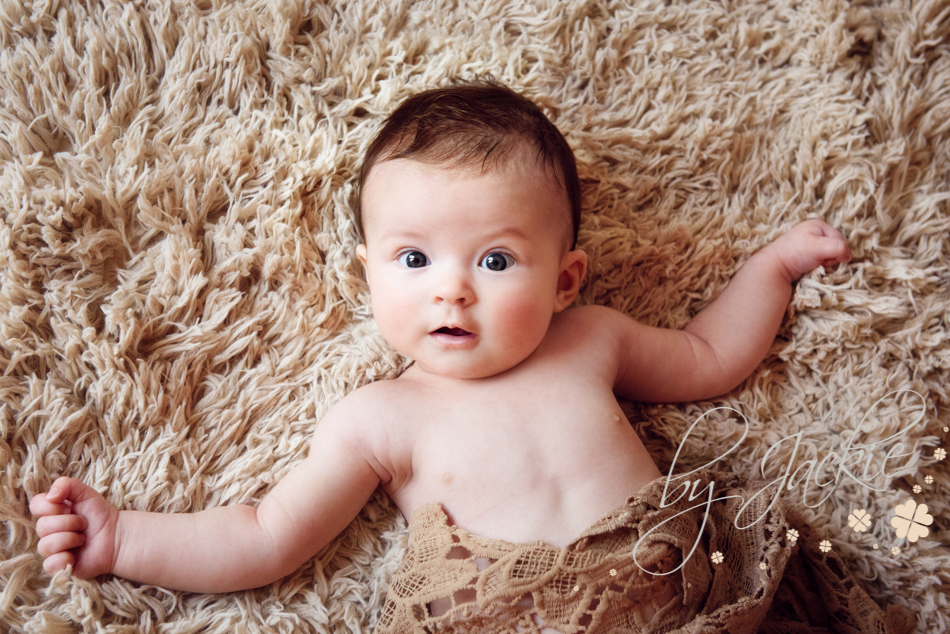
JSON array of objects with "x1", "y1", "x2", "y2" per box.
[{"x1": 480, "y1": 252, "x2": 514, "y2": 271}]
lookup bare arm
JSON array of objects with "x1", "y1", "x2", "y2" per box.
[
  {"x1": 114, "y1": 422, "x2": 379, "y2": 592},
  {"x1": 32, "y1": 402, "x2": 382, "y2": 593},
  {"x1": 613, "y1": 220, "x2": 851, "y2": 402},
  {"x1": 677, "y1": 246, "x2": 792, "y2": 395}
]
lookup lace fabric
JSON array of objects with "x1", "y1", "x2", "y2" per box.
[{"x1": 374, "y1": 470, "x2": 915, "y2": 634}]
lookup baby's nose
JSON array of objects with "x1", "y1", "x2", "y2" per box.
[{"x1": 434, "y1": 268, "x2": 476, "y2": 306}]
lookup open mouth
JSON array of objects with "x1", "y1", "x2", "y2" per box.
[
  {"x1": 434, "y1": 327, "x2": 472, "y2": 336},
  {"x1": 430, "y1": 327, "x2": 477, "y2": 345}
]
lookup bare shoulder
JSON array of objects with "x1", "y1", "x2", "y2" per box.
[
  {"x1": 552, "y1": 303, "x2": 625, "y2": 328},
  {"x1": 317, "y1": 379, "x2": 413, "y2": 445},
  {"x1": 548, "y1": 304, "x2": 700, "y2": 401},
  {"x1": 315, "y1": 378, "x2": 417, "y2": 490},
  {"x1": 546, "y1": 304, "x2": 628, "y2": 353},
  {"x1": 320, "y1": 380, "x2": 401, "y2": 429},
  {"x1": 540, "y1": 304, "x2": 630, "y2": 380}
]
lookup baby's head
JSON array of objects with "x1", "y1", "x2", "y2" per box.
[
  {"x1": 356, "y1": 78, "x2": 580, "y2": 250},
  {"x1": 356, "y1": 79, "x2": 587, "y2": 379}
]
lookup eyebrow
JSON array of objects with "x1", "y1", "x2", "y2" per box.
[
  {"x1": 483, "y1": 226, "x2": 530, "y2": 242},
  {"x1": 378, "y1": 230, "x2": 428, "y2": 241},
  {"x1": 376, "y1": 226, "x2": 531, "y2": 244}
]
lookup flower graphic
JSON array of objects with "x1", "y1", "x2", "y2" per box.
[
  {"x1": 711, "y1": 551, "x2": 724, "y2": 565},
  {"x1": 936, "y1": 448, "x2": 947, "y2": 461},
  {"x1": 925, "y1": 475, "x2": 934, "y2": 484},
  {"x1": 848, "y1": 509, "x2": 871, "y2": 533},
  {"x1": 891, "y1": 546, "x2": 901, "y2": 556},
  {"x1": 872, "y1": 543, "x2": 878, "y2": 549},
  {"x1": 787, "y1": 528, "x2": 799, "y2": 544},
  {"x1": 759, "y1": 562, "x2": 767, "y2": 570},
  {"x1": 819, "y1": 540, "x2": 832, "y2": 553},
  {"x1": 890, "y1": 499, "x2": 933, "y2": 543},
  {"x1": 913, "y1": 484, "x2": 922, "y2": 494},
  {"x1": 944, "y1": 426, "x2": 949, "y2": 433}
]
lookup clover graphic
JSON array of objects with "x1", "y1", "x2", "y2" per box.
[
  {"x1": 925, "y1": 475, "x2": 934, "y2": 484},
  {"x1": 936, "y1": 448, "x2": 947, "y2": 461},
  {"x1": 711, "y1": 551, "x2": 724, "y2": 565},
  {"x1": 848, "y1": 509, "x2": 871, "y2": 533},
  {"x1": 891, "y1": 546, "x2": 901, "y2": 556},
  {"x1": 943, "y1": 426, "x2": 949, "y2": 433},
  {"x1": 819, "y1": 540, "x2": 832, "y2": 553},
  {"x1": 786, "y1": 528, "x2": 799, "y2": 544},
  {"x1": 890, "y1": 499, "x2": 933, "y2": 543},
  {"x1": 913, "y1": 484, "x2": 922, "y2": 494}
]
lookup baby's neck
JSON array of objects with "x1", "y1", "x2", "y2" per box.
[{"x1": 397, "y1": 357, "x2": 524, "y2": 387}]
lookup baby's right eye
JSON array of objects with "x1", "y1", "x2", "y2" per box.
[{"x1": 398, "y1": 251, "x2": 429, "y2": 268}]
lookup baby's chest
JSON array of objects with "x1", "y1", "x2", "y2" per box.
[
  {"x1": 388, "y1": 387, "x2": 660, "y2": 544},
  {"x1": 418, "y1": 401, "x2": 639, "y2": 481}
]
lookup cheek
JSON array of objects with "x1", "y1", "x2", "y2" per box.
[
  {"x1": 369, "y1": 276, "x2": 420, "y2": 344},
  {"x1": 371, "y1": 286, "x2": 405, "y2": 328},
  {"x1": 495, "y1": 284, "x2": 555, "y2": 337}
]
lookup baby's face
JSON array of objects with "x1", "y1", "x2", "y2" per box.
[{"x1": 357, "y1": 158, "x2": 582, "y2": 379}]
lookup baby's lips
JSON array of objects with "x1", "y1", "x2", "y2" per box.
[{"x1": 433, "y1": 326, "x2": 473, "y2": 336}]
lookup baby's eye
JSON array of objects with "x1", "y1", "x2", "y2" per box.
[
  {"x1": 398, "y1": 251, "x2": 429, "y2": 268},
  {"x1": 480, "y1": 252, "x2": 514, "y2": 271}
]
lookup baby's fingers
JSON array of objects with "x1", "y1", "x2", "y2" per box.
[
  {"x1": 30, "y1": 477, "x2": 106, "y2": 518},
  {"x1": 816, "y1": 236, "x2": 852, "y2": 270},
  {"x1": 38, "y1": 530, "x2": 85, "y2": 561},
  {"x1": 42, "y1": 550, "x2": 76, "y2": 576},
  {"x1": 36, "y1": 513, "x2": 87, "y2": 539},
  {"x1": 29, "y1": 492, "x2": 71, "y2": 518},
  {"x1": 801, "y1": 218, "x2": 845, "y2": 241}
]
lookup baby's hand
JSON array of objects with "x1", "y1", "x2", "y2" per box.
[
  {"x1": 30, "y1": 477, "x2": 120, "y2": 579},
  {"x1": 767, "y1": 219, "x2": 851, "y2": 282}
]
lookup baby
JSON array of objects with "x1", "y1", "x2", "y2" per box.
[{"x1": 30, "y1": 80, "x2": 852, "y2": 632}]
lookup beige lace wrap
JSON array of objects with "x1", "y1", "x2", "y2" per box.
[{"x1": 374, "y1": 470, "x2": 915, "y2": 633}]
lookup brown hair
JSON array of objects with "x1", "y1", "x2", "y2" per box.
[{"x1": 355, "y1": 78, "x2": 580, "y2": 248}]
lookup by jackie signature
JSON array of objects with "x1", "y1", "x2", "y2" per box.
[{"x1": 633, "y1": 389, "x2": 927, "y2": 574}]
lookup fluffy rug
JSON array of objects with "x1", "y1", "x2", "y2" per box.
[{"x1": 2, "y1": 0, "x2": 948, "y2": 631}]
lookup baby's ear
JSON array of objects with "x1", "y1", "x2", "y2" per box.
[
  {"x1": 356, "y1": 244, "x2": 368, "y2": 266},
  {"x1": 554, "y1": 249, "x2": 587, "y2": 312}
]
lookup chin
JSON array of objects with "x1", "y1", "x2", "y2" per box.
[{"x1": 418, "y1": 358, "x2": 523, "y2": 380}]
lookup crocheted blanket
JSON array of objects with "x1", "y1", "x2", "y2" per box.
[{"x1": 376, "y1": 470, "x2": 914, "y2": 633}]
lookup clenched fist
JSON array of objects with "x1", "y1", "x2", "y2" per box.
[
  {"x1": 767, "y1": 219, "x2": 852, "y2": 283},
  {"x1": 30, "y1": 477, "x2": 120, "y2": 579}
]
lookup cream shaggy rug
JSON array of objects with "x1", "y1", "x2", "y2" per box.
[{"x1": 2, "y1": 0, "x2": 949, "y2": 632}]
